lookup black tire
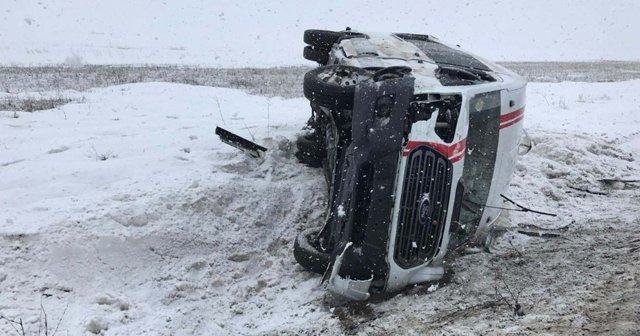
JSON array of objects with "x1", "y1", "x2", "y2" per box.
[
  {"x1": 295, "y1": 132, "x2": 324, "y2": 167},
  {"x1": 304, "y1": 29, "x2": 343, "y2": 50},
  {"x1": 303, "y1": 46, "x2": 330, "y2": 65},
  {"x1": 293, "y1": 227, "x2": 330, "y2": 274},
  {"x1": 303, "y1": 65, "x2": 372, "y2": 110}
]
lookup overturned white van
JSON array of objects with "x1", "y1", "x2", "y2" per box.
[{"x1": 294, "y1": 29, "x2": 526, "y2": 300}]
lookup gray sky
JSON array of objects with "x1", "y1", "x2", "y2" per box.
[{"x1": 1, "y1": 0, "x2": 638, "y2": 65}]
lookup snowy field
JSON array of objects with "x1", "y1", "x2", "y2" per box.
[
  {"x1": 1, "y1": 72, "x2": 639, "y2": 334},
  {"x1": 2, "y1": 62, "x2": 640, "y2": 114}
]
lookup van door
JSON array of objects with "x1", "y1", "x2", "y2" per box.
[{"x1": 457, "y1": 90, "x2": 501, "y2": 239}]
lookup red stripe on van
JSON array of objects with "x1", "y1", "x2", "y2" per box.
[
  {"x1": 402, "y1": 138, "x2": 467, "y2": 161},
  {"x1": 500, "y1": 107, "x2": 525, "y2": 124},
  {"x1": 500, "y1": 114, "x2": 525, "y2": 129}
]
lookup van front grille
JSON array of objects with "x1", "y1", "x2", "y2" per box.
[{"x1": 394, "y1": 146, "x2": 452, "y2": 269}]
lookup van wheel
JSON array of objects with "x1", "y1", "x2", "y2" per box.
[
  {"x1": 303, "y1": 46, "x2": 330, "y2": 65},
  {"x1": 303, "y1": 65, "x2": 371, "y2": 110},
  {"x1": 304, "y1": 29, "x2": 343, "y2": 50},
  {"x1": 293, "y1": 227, "x2": 330, "y2": 274}
]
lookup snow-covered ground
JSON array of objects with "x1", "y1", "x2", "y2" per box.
[
  {"x1": 2, "y1": 0, "x2": 639, "y2": 66},
  {"x1": 1, "y1": 78, "x2": 639, "y2": 335}
]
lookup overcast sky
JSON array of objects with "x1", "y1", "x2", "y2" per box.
[{"x1": 1, "y1": 0, "x2": 638, "y2": 66}]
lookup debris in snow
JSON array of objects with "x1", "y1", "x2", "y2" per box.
[
  {"x1": 427, "y1": 283, "x2": 439, "y2": 293},
  {"x1": 337, "y1": 205, "x2": 346, "y2": 218}
]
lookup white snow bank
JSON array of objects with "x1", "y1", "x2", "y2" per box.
[{"x1": 0, "y1": 83, "x2": 309, "y2": 233}]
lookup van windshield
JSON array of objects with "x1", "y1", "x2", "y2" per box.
[{"x1": 396, "y1": 34, "x2": 491, "y2": 71}]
